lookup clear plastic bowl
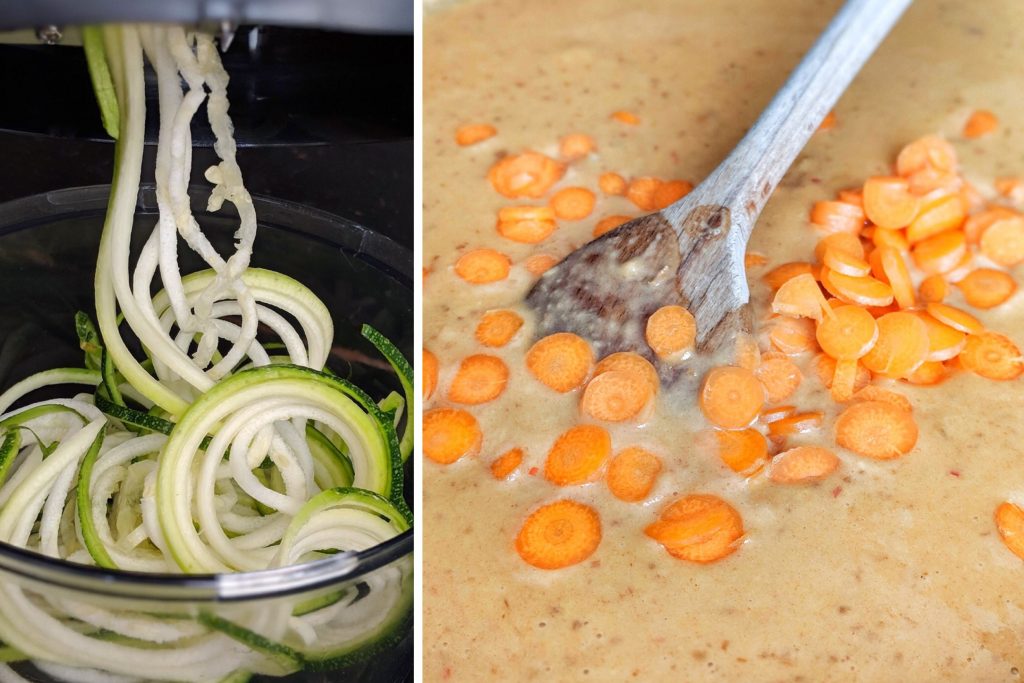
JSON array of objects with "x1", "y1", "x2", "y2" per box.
[{"x1": 0, "y1": 185, "x2": 413, "y2": 682}]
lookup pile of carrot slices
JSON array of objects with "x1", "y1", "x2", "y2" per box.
[{"x1": 425, "y1": 121, "x2": 1024, "y2": 571}]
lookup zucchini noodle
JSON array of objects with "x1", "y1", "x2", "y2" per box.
[{"x1": 0, "y1": 24, "x2": 413, "y2": 682}]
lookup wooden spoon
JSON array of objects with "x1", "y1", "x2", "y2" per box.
[{"x1": 525, "y1": 0, "x2": 912, "y2": 376}]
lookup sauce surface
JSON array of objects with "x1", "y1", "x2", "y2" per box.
[{"x1": 423, "y1": 1, "x2": 1024, "y2": 680}]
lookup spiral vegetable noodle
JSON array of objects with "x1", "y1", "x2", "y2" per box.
[{"x1": 0, "y1": 25, "x2": 412, "y2": 681}]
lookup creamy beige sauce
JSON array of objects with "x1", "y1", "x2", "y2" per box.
[{"x1": 423, "y1": 1, "x2": 1024, "y2": 680}]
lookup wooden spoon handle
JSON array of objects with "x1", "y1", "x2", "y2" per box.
[{"x1": 666, "y1": 0, "x2": 912, "y2": 242}]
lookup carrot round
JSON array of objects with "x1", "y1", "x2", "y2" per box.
[
  {"x1": 515, "y1": 499, "x2": 601, "y2": 570},
  {"x1": 652, "y1": 180, "x2": 693, "y2": 210},
  {"x1": 877, "y1": 247, "x2": 915, "y2": 309},
  {"x1": 766, "y1": 411, "x2": 823, "y2": 438},
  {"x1": 488, "y1": 151, "x2": 566, "y2": 199},
  {"x1": 959, "y1": 332, "x2": 1023, "y2": 381},
  {"x1": 475, "y1": 309, "x2": 525, "y2": 347},
  {"x1": 593, "y1": 214, "x2": 633, "y2": 238},
  {"x1": 699, "y1": 366, "x2": 765, "y2": 429},
  {"x1": 759, "y1": 404, "x2": 796, "y2": 425},
  {"x1": 772, "y1": 272, "x2": 830, "y2": 320},
  {"x1": 963, "y1": 109, "x2": 998, "y2": 139},
  {"x1": 645, "y1": 305, "x2": 697, "y2": 359},
  {"x1": 598, "y1": 172, "x2": 627, "y2": 195},
  {"x1": 626, "y1": 177, "x2": 662, "y2": 211},
  {"x1": 455, "y1": 248, "x2": 511, "y2": 284},
  {"x1": 644, "y1": 494, "x2": 744, "y2": 564},
  {"x1": 829, "y1": 357, "x2": 859, "y2": 402},
  {"x1": 823, "y1": 248, "x2": 871, "y2": 277},
  {"x1": 764, "y1": 262, "x2": 814, "y2": 290},
  {"x1": 835, "y1": 400, "x2": 918, "y2": 460},
  {"x1": 925, "y1": 302, "x2": 984, "y2": 334},
  {"x1": 860, "y1": 311, "x2": 930, "y2": 378},
  {"x1": 769, "y1": 316, "x2": 818, "y2": 355},
  {"x1": 815, "y1": 304, "x2": 877, "y2": 360},
  {"x1": 594, "y1": 351, "x2": 660, "y2": 397},
  {"x1": 906, "y1": 194, "x2": 965, "y2": 244},
  {"x1": 423, "y1": 348, "x2": 439, "y2": 400},
  {"x1": 491, "y1": 447, "x2": 524, "y2": 480},
  {"x1": 916, "y1": 312, "x2": 967, "y2": 362},
  {"x1": 423, "y1": 408, "x2": 483, "y2": 464},
  {"x1": 863, "y1": 176, "x2": 919, "y2": 229},
  {"x1": 455, "y1": 123, "x2": 497, "y2": 146},
  {"x1": 711, "y1": 428, "x2": 768, "y2": 476},
  {"x1": 496, "y1": 205, "x2": 557, "y2": 244},
  {"x1": 606, "y1": 446, "x2": 663, "y2": 502},
  {"x1": 918, "y1": 274, "x2": 948, "y2": 303},
  {"x1": 956, "y1": 268, "x2": 1017, "y2": 309},
  {"x1": 896, "y1": 135, "x2": 957, "y2": 177},
  {"x1": 995, "y1": 502, "x2": 1024, "y2": 561},
  {"x1": 964, "y1": 206, "x2": 1019, "y2": 244},
  {"x1": 559, "y1": 133, "x2": 596, "y2": 159},
  {"x1": 979, "y1": 215, "x2": 1024, "y2": 266},
  {"x1": 813, "y1": 353, "x2": 870, "y2": 391},
  {"x1": 526, "y1": 332, "x2": 594, "y2": 393},
  {"x1": 814, "y1": 233, "x2": 864, "y2": 263},
  {"x1": 524, "y1": 253, "x2": 558, "y2": 276},
  {"x1": 911, "y1": 229, "x2": 967, "y2": 274},
  {"x1": 769, "y1": 446, "x2": 839, "y2": 484},
  {"x1": 755, "y1": 354, "x2": 803, "y2": 403},
  {"x1": 871, "y1": 225, "x2": 909, "y2": 252},
  {"x1": 905, "y1": 360, "x2": 948, "y2": 385},
  {"x1": 810, "y1": 200, "x2": 865, "y2": 234},
  {"x1": 611, "y1": 110, "x2": 640, "y2": 125},
  {"x1": 544, "y1": 424, "x2": 612, "y2": 486},
  {"x1": 580, "y1": 370, "x2": 652, "y2": 422},
  {"x1": 820, "y1": 267, "x2": 894, "y2": 307},
  {"x1": 851, "y1": 385, "x2": 913, "y2": 413},
  {"x1": 550, "y1": 186, "x2": 597, "y2": 221}
]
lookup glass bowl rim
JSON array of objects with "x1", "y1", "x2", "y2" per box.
[{"x1": 0, "y1": 184, "x2": 413, "y2": 601}]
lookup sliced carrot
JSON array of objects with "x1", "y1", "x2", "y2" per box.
[
  {"x1": 820, "y1": 267, "x2": 894, "y2": 307},
  {"x1": 769, "y1": 446, "x2": 839, "y2": 484},
  {"x1": 767, "y1": 411, "x2": 823, "y2": 438},
  {"x1": 711, "y1": 428, "x2": 768, "y2": 476},
  {"x1": 906, "y1": 194, "x2": 965, "y2": 244},
  {"x1": 606, "y1": 446, "x2": 662, "y2": 502},
  {"x1": 454, "y1": 248, "x2": 511, "y2": 284},
  {"x1": 814, "y1": 232, "x2": 865, "y2": 263},
  {"x1": 611, "y1": 110, "x2": 640, "y2": 125},
  {"x1": 964, "y1": 206, "x2": 1018, "y2": 244},
  {"x1": 645, "y1": 305, "x2": 697, "y2": 359},
  {"x1": 645, "y1": 494, "x2": 744, "y2": 563},
  {"x1": 815, "y1": 304, "x2": 878, "y2": 360},
  {"x1": 524, "y1": 253, "x2": 559, "y2": 276},
  {"x1": 918, "y1": 274, "x2": 948, "y2": 303},
  {"x1": 423, "y1": 348, "x2": 439, "y2": 400},
  {"x1": 550, "y1": 186, "x2": 597, "y2": 221},
  {"x1": 769, "y1": 316, "x2": 818, "y2": 355},
  {"x1": 516, "y1": 499, "x2": 601, "y2": 570},
  {"x1": 448, "y1": 355, "x2": 509, "y2": 405},
  {"x1": 526, "y1": 332, "x2": 594, "y2": 393},
  {"x1": 818, "y1": 110, "x2": 837, "y2": 131},
  {"x1": 759, "y1": 404, "x2": 796, "y2": 424},
  {"x1": 860, "y1": 311, "x2": 930, "y2": 378},
  {"x1": 626, "y1": 177, "x2": 662, "y2": 211},
  {"x1": 423, "y1": 408, "x2": 482, "y2": 464},
  {"x1": 598, "y1": 172, "x2": 627, "y2": 195},
  {"x1": 475, "y1": 309, "x2": 525, "y2": 347},
  {"x1": 496, "y1": 205, "x2": 557, "y2": 244},
  {"x1": 579, "y1": 370, "x2": 652, "y2": 422},
  {"x1": 907, "y1": 168, "x2": 962, "y2": 196},
  {"x1": 455, "y1": 123, "x2": 497, "y2": 146},
  {"x1": 756, "y1": 355, "x2": 803, "y2": 403},
  {"x1": 810, "y1": 200, "x2": 865, "y2": 234},
  {"x1": 963, "y1": 109, "x2": 999, "y2": 139},
  {"x1": 863, "y1": 176, "x2": 920, "y2": 229},
  {"x1": 875, "y1": 247, "x2": 915, "y2": 309},
  {"x1": 745, "y1": 252, "x2": 770, "y2": 268},
  {"x1": 959, "y1": 332, "x2": 1023, "y2": 380},
  {"x1": 544, "y1": 424, "x2": 612, "y2": 486},
  {"x1": 823, "y1": 248, "x2": 871, "y2": 277},
  {"x1": 911, "y1": 230, "x2": 967, "y2": 274},
  {"x1": 559, "y1": 133, "x2": 596, "y2": 159},
  {"x1": 488, "y1": 151, "x2": 566, "y2": 199},
  {"x1": 835, "y1": 400, "x2": 918, "y2": 460},
  {"x1": 851, "y1": 385, "x2": 912, "y2": 413},
  {"x1": 652, "y1": 180, "x2": 693, "y2": 209},
  {"x1": 925, "y1": 302, "x2": 984, "y2": 334},
  {"x1": 491, "y1": 448, "x2": 524, "y2": 480},
  {"x1": 764, "y1": 262, "x2": 815, "y2": 290},
  {"x1": 915, "y1": 312, "x2": 967, "y2": 362},
  {"x1": 594, "y1": 351, "x2": 660, "y2": 397},
  {"x1": 813, "y1": 353, "x2": 870, "y2": 390},
  {"x1": 905, "y1": 360, "x2": 948, "y2": 385},
  {"x1": 996, "y1": 177, "x2": 1024, "y2": 203},
  {"x1": 699, "y1": 366, "x2": 765, "y2": 429},
  {"x1": 979, "y1": 215, "x2": 1024, "y2": 266},
  {"x1": 592, "y1": 214, "x2": 632, "y2": 238},
  {"x1": 995, "y1": 502, "x2": 1024, "y2": 561},
  {"x1": 895, "y1": 135, "x2": 957, "y2": 177},
  {"x1": 872, "y1": 226, "x2": 910, "y2": 252},
  {"x1": 956, "y1": 268, "x2": 1017, "y2": 309},
  {"x1": 830, "y1": 358, "x2": 859, "y2": 402}
]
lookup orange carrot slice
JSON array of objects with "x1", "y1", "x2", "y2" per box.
[
  {"x1": 626, "y1": 177, "x2": 662, "y2": 211},
  {"x1": 745, "y1": 252, "x2": 770, "y2": 268},
  {"x1": 454, "y1": 248, "x2": 511, "y2": 284},
  {"x1": 813, "y1": 353, "x2": 870, "y2": 390},
  {"x1": 964, "y1": 206, "x2": 1019, "y2": 244},
  {"x1": 491, "y1": 448, "x2": 524, "y2": 479},
  {"x1": 423, "y1": 348, "x2": 438, "y2": 400},
  {"x1": 544, "y1": 424, "x2": 612, "y2": 486},
  {"x1": 766, "y1": 411, "x2": 823, "y2": 438},
  {"x1": 579, "y1": 370, "x2": 652, "y2": 422},
  {"x1": 496, "y1": 205, "x2": 557, "y2": 244},
  {"x1": 524, "y1": 254, "x2": 559, "y2": 276},
  {"x1": 455, "y1": 123, "x2": 497, "y2": 146},
  {"x1": 925, "y1": 302, "x2": 984, "y2": 334},
  {"x1": 915, "y1": 312, "x2": 967, "y2": 362},
  {"x1": 645, "y1": 305, "x2": 697, "y2": 359},
  {"x1": 516, "y1": 500, "x2": 601, "y2": 569},
  {"x1": 606, "y1": 446, "x2": 663, "y2": 502},
  {"x1": 959, "y1": 332, "x2": 1023, "y2": 380},
  {"x1": 488, "y1": 151, "x2": 566, "y2": 199},
  {"x1": 872, "y1": 226, "x2": 910, "y2": 252},
  {"x1": 818, "y1": 111, "x2": 837, "y2": 131},
  {"x1": 559, "y1": 133, "x2": 596, "y2": 159},
  {"x1": 823, "y1": 248, "x2": 871, "y2": 277},
  {"x1": 963, "y1": 109, "x2": 998, "y2": 139},
  {"x1": 592, "y1": 214, "x2": 633, "y2": 238},
  {"x1": 760, "y1": 404, "x2": 796, "y2": 424},
  {"x1": 816, "y1": 304, "x2": 878, "y2": 360},
  {"x1": 835, "y1": 400, "x2": 918, "y2": 460},
  {"x1": 979, "y1": 215, "x2": 1024, "y2": 266},
  {"x1": 526, "y1": 333, "x2": 594, "y2": 392},
  {"x1": 860, "y1": 311, "x2": 930, "y2": 378},
  {"x1": 764, "y1": 262, "x2": 815, "y2": 290},
  {"x1": 769, "y1": 446, "x2": 839, "y2": 484},
  {"x1": 550, "y1": 187, "x2": 597, "y2": 221},
  {"x1": 814, "y1": 232, "x2": 865, "y2": 263},
  {"x1": 756, "y1": 355, "x2": 803, "y2": 403},
  {"x1": 475, "y1": 309, "x2": 524, "y2": 347},
  {"x1": 877, "y1": 247, "x2": 915, "y2": 309},
  {"x1": 811, "y1": 200, "x2": 865, "y2": 234},
  {"x1": 598, "y1": 172, "x2": 627, "y2": 195},
  {"x1": 652, "y1": 180, "x2": 694, "y2": 209},
  {"x1": 769, "y1": 316, "x2": 818, "y2": 355},
  {"x1": 851, "y1": 385, "x2": 913, "y2": 413},
  {"x1": 594, "y1": 352, "x2": 660, "y2": 397},
  {"x1": 906, "y1": 194, "x2": 965, "y2": 244},
  {"x1": 837, "y1": 188, "x2": 864, "y2": 207},
  {"x1": 918, "y1": 274, "x2": 948, "y2": 303},
  {"x1": 911, "y1": 229, "x2": 967, "y2": 274},
  {"x1": 830, "y1": 358, "x2": 859, "y2": 402},
  {"x1": 905, "y1": 360, "x2": 948, "y2": 385},
  {"x1": 645, "y1": 494, "x2": 744, "y2": 563},
  {"x1": 995, "y1": 502, "x2": 1024, "y2": 561},
  {"x1": 699, "y1": 366, "x2": 765, "y2": 429},
  {"x1": 820, "y1": 267, "x2": 894, "y2": 307},
  {"x1": 863, "y1": 177, "x2": 919, "y2": 229},
  {"x1": 611, "y1": 110, "x2": 640, "y2": 125},
  {"x1": 711, "y1": 428, "x2": 768, "y2": 476},
  {"x1": 424, "y1": 408, "x2": 482, "y2": 464},
  {"x1": 772, "y1": 272, "x2": 830, "y2": 320},
  {"x1": 448, "y1": 355, "x2": 510, "y2": 405},
  {"x1": 956, "y1": 268, "x2": 1017, "y2": 309},
  {"x1": 896, "y1": 135, "x2": 957, "y2": 177}
]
